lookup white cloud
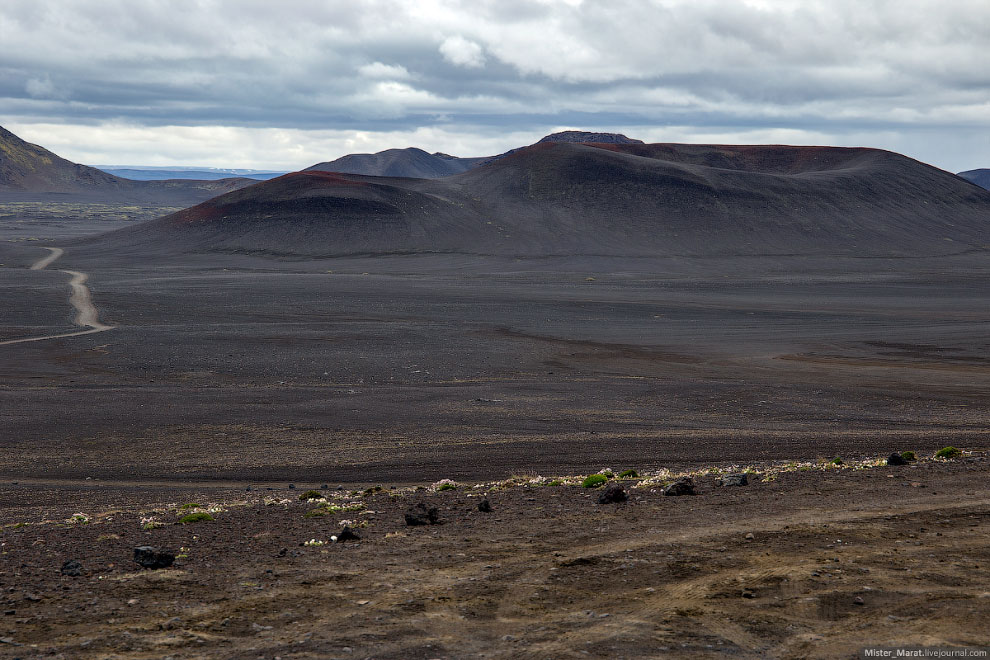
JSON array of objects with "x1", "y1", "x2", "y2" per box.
[
  {"x1": 439, "y1": 35, "x2": 486, "y2": 68},
  {"x1": 357, "y1": 62, "x2": 412, "y2": 80},
  {"x1": 2, "y1": 0, "x2": 990, "y2": 171},
  {"x1": 25, "y1": 76, "x2": 61, "y2": 99}
]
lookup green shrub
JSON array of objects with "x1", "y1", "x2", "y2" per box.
[
  {"x1": 363, "y1": 486, "x2": 383, "y2": 496},
  {"x1": 547, "y1": 479, "x2": 564, "y2": 486},
  {"x1": 178, "y1": 512, "x2": 214, "y2": 524},
  {"x1": 900, "y1": 451, "x2": 917, "y2": 462},
  {"x1": 299, "y1": 490, "x2": 324, "y2": 501},
  {"x1": 935, "y1": 446, "x2": 961, "y2": 459},
  {"x1": 830, "y1": 457, "x2": 844, "y2": 466},
  {"x1": 180, "y1": 503, "x2": 201, "y2": 510},
  {"x1": 582, "y1": 474, "x2": 608, "y2": 488},
  {"x1": 618, "y1": 469, "x2": 638, "y2": 479},
  {"x1": 304, "y1": 508, "x2": 329, "y2": 518},
  {"x1": 436, "y1": 482, "x2": 457, "y2": 492}
]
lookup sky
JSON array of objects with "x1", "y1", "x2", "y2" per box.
[{"x1": 1, "y1": 0, "x2": 988, "y2": 172}]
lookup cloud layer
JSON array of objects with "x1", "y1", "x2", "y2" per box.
[{"x1": 1, "y1": 0, "x2": 988, "y2": 170}]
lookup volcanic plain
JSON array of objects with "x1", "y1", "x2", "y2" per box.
[{"x1": 0, "y1": 138, "x2": 988, "y2": 657}]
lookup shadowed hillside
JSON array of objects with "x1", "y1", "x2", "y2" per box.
[
  {"x1": 959, "y1": 169, "x2": 990, "y2": 190},
  {"x1": 0, "y1": 125, "x2": 255, "y2": 205},
  {"x1": 305, "y1": 147, "x2": 490, "y2": 179},
  {"x1": 76, "y1": 142, "x2": 990, "y2": 259}
]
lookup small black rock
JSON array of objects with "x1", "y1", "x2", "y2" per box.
[
  {"x1": 133, "y1": 546, "x2": 175, "y2": 569},
  {"x1": 337, "y1": 526, "x2": 361, "y2": 542},
  {"x1": 404, "y1": 502, "x2": 440, "y2": 526},
  {"x1": 60, "y1": 559, "x2": 83, "y2": 577},
  {"x1": 663, "y1": 477, "x2": 696, "y2": 496},
  {"x1": 477, "y1": 499, "x2": 493, "y2": 513},
  {"x1": 718, "y1": 473, "x2": 749, "y2": 487},
  {"x1": 598, "y1": 483, "x2": 628, "y2": 504},
  {"x1": 320, "y1": 484, "x2": 329, "y2": 490},
  {"x1": 886, "y1": 453, "x2": 908, "y2": 466},
  {"x1": 288, "y1": 483, "x2": 296, "y2": 489}
]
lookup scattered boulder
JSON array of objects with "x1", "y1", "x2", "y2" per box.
[
  {"x1": 663, "y1": 477, "x2": 696, "y2": 496},
  {"x1": 404, "y1": 502, "x2": 440, "y2": 526},
  {"x1": 133, "y1": 546, "x2": 175, "y2": 569},
  {"x1": 886, "y1": 453, "x2": 908, "y2": 466},
  {"x1": 477, "y1": 499, "x2": 493, "y2": 513},
  {"x1": 60, "y1": 559, "x2": 83, "y2": 577},
  {"x1": 336, "y1": 526, "x2": 361, "y2": 542},
  {"x1": 598, "y1": 483, "x2": 628, "y2": 504},
  {"x1": 718, "y1": 473, "x2": 749, "y2": 487}
]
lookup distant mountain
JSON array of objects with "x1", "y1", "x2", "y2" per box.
[
  {"x1": 958, "y1": 169, "x2": 990, "y2": 190},
  {"x1": 97, "y1": 166, "x2": 287, "y2": 182},
  {"x1": 305, "y1": 147, "x2": 490, "y2": 179},
  {"x1": 81, "y1": 142, "x2": 990, "y2": 260},
  {"x1": 304, "y1": 131, "x2": 644, "y2": 179},
  {"x1": 536, "y1": 130, "x2": 643, "y2": 145},
  {"x1": 0, "y1": 125, "x2": 256, "y2": 205}
]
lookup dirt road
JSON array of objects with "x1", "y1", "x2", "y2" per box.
[{"x1": 0, "y1": 246, "x2": 113, "y2": 346}]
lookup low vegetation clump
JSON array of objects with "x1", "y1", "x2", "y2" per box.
[
  {"x1": 582, "y1": 474, "x2": 609, "y2": 488},
  {"x1": 304, "y1": 508, "x2": 329, "y2": 518},
  {"x1": 180, "y1": 503, "x2": 201, "y2": 510},
  {"x1": 935, "y1": 446, "x2": 961, "y2": 459},
  {"x1": 363, "y1": 486, "x2": 384, "y2": 496},
  {"x1": 618, "y1": 469, "x2": 639, "y2": 478},
  {"x1": 829, "y1": 457, "x2": 844, "y2": 466},
  {"x1": 431, "y1": 479, "x2": 457, "y2": 492},
  {"x1": 900, "y1": 451, "x2": 917, "y2": 462},
  {"x1": 178, "y1": 512, "x2": 214, "y2": 524},
  {"x1": 299, "y1": 490, "x2": 324, "y2": 501}
]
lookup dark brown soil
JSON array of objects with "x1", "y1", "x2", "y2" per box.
[{"x1": 0, "y1": 455, "x2": 987, "y2": 659}]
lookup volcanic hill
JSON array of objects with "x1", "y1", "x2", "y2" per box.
[
  {"x1": 0, "y1": 125, "x2": 255, "y2": 205},
  {"x1": 959, "y1": 169, "x2": 990, "y2": 190},
  {"x1": 305, "y1": 147, "x2": 490, "y2": 179},
  {"x1": 78, "y1": 142, "x2": 990, "y2": 259}
]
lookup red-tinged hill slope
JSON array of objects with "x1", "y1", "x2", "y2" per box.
[
  {"x1": 0, "y1": 125, "x2": 254, "y2": 205},
  {"x1": 75, "y1": 142, "x2": 990, "y2": 259}
]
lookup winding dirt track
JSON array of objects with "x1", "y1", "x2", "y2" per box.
[{"x1": 0, "y1": 247, "x2": 114, "y2": 346}]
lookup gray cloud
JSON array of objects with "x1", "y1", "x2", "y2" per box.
[{"x1": 1, "y1": 0, "x2": 988, "y2": 170}]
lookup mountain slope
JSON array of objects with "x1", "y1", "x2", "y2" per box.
[
  {"x1": 0, "y1": 125, "x2": 255, "y2": 205},
  {"x1": 958, "y1": 169, "x2": 990, "y2": 190},
  {"x1": 305, "y1": 147, "x2": 489, "y2": 179},
  {"x1": 77, "y1": 142, "x2": 990, "y2": 259}
]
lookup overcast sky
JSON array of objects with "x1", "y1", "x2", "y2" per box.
[{"x1": 1, "y1": 0, "x2": 988, "y2": 171}]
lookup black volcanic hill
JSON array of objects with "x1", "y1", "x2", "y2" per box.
[
  {"x1": 959, "y1": 169, "x2": 990, "y2": 190},
  {"x1": 79, "y1": 142, "x2": 990, "y2": 259},
  {"x1": 0, "y1": 125, "x2": 255, "y2": 205},
  {"x1": 305, "y1": 147, "x2": 489, "y2": 179},
  {"x1": 537, "y1": 130, "x2": 643, "y2": 145}
]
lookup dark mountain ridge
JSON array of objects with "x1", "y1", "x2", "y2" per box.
[
  {"x1": 305, "y1": 147, "x2": 490, "y2": 179},
  {"x1": 0, "y1": 125, "x2": 255, "y2": 205},
  {"x1": 958, "y1": 169, "x2": 990, "y2": 190},
  {"x1": 76, "y1": 141, "x2": 990, "y2": 260},
  {"x1": 303, "y1": 131, "x2": 642, "y2": 179}
]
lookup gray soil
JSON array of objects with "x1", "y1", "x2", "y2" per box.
[{"x1": 0, "y1": 210, "x2": 988, "y2": 658}]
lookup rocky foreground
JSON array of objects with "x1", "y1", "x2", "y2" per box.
[{"x1": 0, "y1": 452, "x2": 988, "y2": 659}]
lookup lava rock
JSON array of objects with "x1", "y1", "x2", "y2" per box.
[
  {"x1": 886, "y1": 453, "x2": 909, "y2": 466},
  {"x1": 718, "y1": 473, "x2": 749, "y2": 487},
  {"x1": 133, "y1": 546, "x2": 175, "y2": 569},
  {"x1": 477, "y1": 499, "x2": 493, "y2": 513},
  {"x1": 663, "y1": 477, "x2": 696, "y2": 496},
  {"x1": 404, "y1": 502, "x2": 440, "y2": 526},
  {"x1": 60, "y1": 559, "x2": 83, "y2": 577},
  {"x1": 337, "y1": 526, "x2": 361, "y2": 542},
  {"x1": 598, "y1": 483, "x2": 628, "y2": 504}
]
